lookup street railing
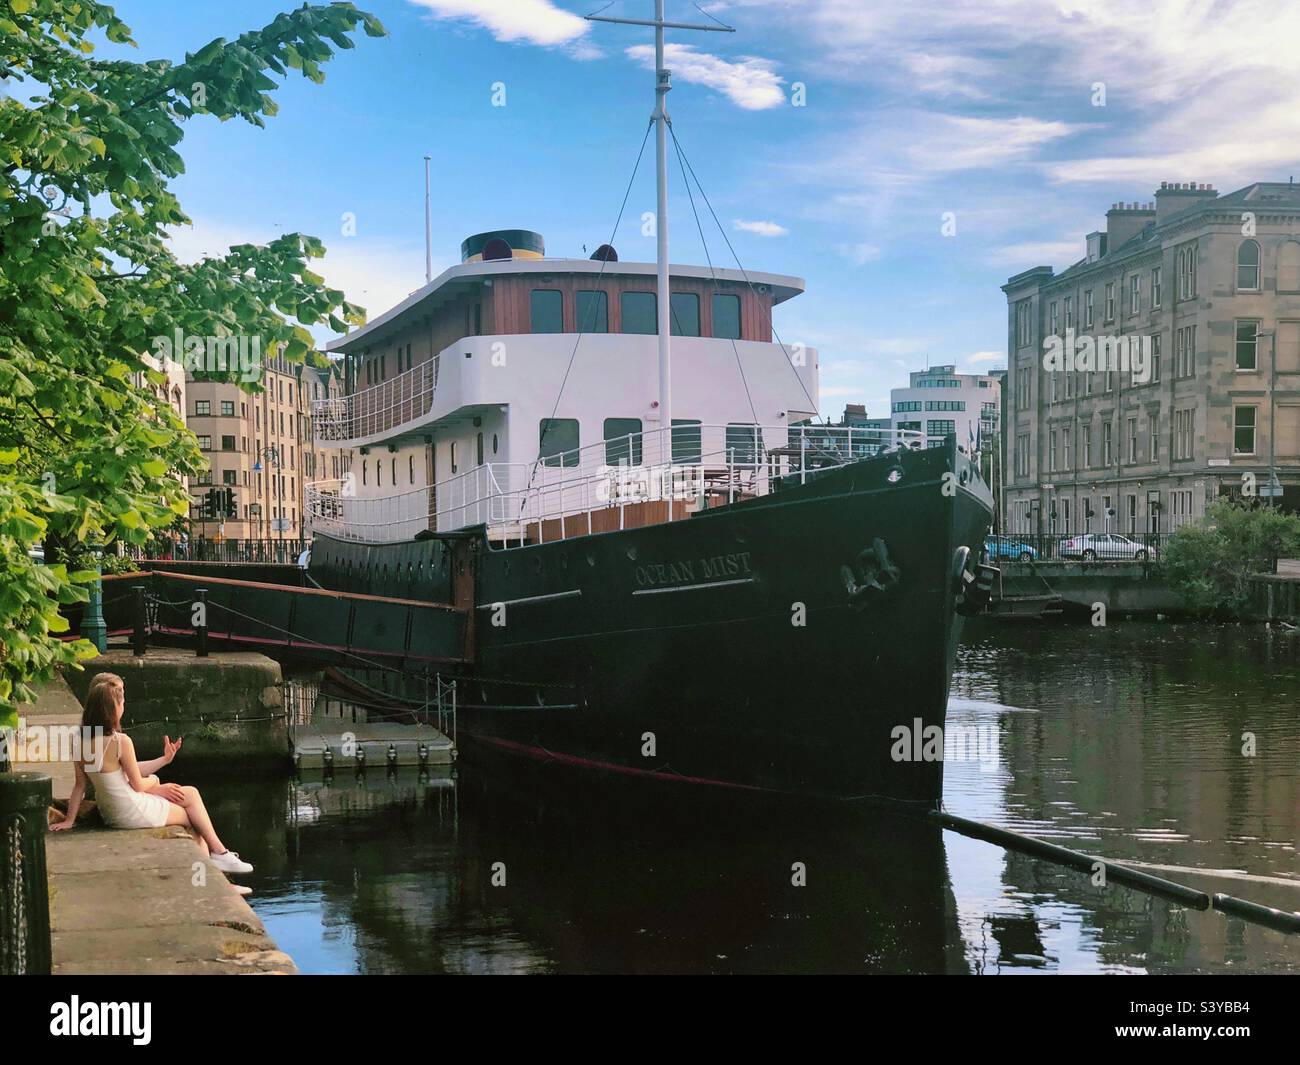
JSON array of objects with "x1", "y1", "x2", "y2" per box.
[
  {"x1": 985, "y1": 532, "x2": 1165, "y2": 563},
  {"x1": 125, "y1": 539, "x2": 308, "y2": 564}
]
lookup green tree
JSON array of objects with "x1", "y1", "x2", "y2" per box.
[
  {"x1": 1159, "y1": 499, "x2": 1300, "y2": 618},
  {"x1": 0, "y1": 1, "x2": 384, "y2": 729}
]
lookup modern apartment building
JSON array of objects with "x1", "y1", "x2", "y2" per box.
[
  {"x1": 1002, "y1": 180, "x2": 1300, "y2": 537},
  {"x1": 889, "y1": 365, "x2": 1001, "y2": 450},
  {"x1": 187, "y1": 356, "x2": 348, "y2": 541}
]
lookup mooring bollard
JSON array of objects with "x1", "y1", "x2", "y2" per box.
[
  {"x1": 195, "y1": 588, "x2": 209, "y2": 658},
  {"x1": 131, "y1": 584, "x2": 147, "y2": 657},
  {"x1": 0, "y1": 771, "x2": 54, "y2": 975}
]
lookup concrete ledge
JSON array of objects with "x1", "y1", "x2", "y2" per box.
[{"x1": 46, "y1": 825, "x2": 294, "y2": 975}]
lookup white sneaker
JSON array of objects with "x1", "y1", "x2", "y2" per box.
[
  {"x1": 210, "y1": 850, "x2": 253, "y2": 875},
  {"x1": 231, "y1": 884, "x2": 253, "y2": 897}
]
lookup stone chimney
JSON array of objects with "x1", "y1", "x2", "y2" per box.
[
  {"x1": 1105, "y1": 201, "x2": 1156, "y2": 253},
  {"x1": 1085, "y1": 230, "x2": 1108, "y2": 263},
  {"x1": 1154, "y1": 181, "x2": 1217, "y2": 225}
]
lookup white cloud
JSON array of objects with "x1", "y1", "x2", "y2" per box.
[
  {"x1": 836, "y1": 242, "x2": 881, "y2": 266},
  {"x1": 406, "y1": 0, "x2": 588, "y2": 46},
  {"x1": 733, "y1": 218, "x2": 788, "y2": 237},
  {"x1": 987, "y1": 239, "x2": 1084, "y2": 268},
  {"x1": 627, "y1": 43, "x2": 785, "y2": 110},
  {"x1": 965, "y1": 351, "x2": 1003, "y2": 364}
]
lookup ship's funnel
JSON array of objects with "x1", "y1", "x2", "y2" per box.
[{"x1": 461, "y1": 229, "x2": 545, "y2": 263}]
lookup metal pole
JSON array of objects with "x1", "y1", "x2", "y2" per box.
[
  {"x1": 654, "y1": 0, "x2": 672, "y2": 466},
  {"x1": 1269, "y1": 328, "x2": 1277, "y2": 508},
  {"x1": 131, "y1": 584, "x2": 147, "y2": 657},
  {"x1": 423, "y1": 155, "x2": 433, "y2": 285}
]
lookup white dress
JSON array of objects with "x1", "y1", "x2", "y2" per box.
[{"x1": 86, "y1": 733, "x2": 172, "y2": 829}]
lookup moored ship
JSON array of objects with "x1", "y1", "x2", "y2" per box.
[{"x1": 303, "y1": 6, "x2": 994, "y2": 805}]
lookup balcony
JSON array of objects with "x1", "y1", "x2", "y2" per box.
[{"x1": 311, "y1": 356, "x2": 439, "y2": 446}]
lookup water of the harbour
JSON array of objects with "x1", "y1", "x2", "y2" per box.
[{"x1": 197, "y1": 620, "x2": 1300, "y2": 974}]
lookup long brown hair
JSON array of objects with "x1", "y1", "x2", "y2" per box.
[{"x1": 82, "y1": 673, "x2": 124, "y2": 735}]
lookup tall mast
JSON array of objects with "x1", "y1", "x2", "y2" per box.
[{"x1": 587, "y1": 3, "x2": 733, "y2": 459}]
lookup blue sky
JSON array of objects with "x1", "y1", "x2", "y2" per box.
[{"x1": 104, "y1": 0, "x2": 1300, "y2": 418}]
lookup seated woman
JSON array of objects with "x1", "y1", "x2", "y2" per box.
[{"x1": 50, "y1": 673, "x2": 253, "y2": 876}]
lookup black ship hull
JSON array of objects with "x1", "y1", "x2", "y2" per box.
[{"x1": 312, "y1": 440, "x2": 993, "y2": 806}]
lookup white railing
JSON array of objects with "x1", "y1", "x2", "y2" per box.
[
  {"x1": 311, "y1": 356, "x2": 440, "y2": 444},
  {"x1": 305, "y1": 424, "x2": 927, "y2": 546}
]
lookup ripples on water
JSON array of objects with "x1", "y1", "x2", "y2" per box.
[{"x1": 199, "y1": 620, "x2": 1299, "y2": 974}]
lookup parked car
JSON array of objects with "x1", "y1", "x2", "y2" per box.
[
  {"x1": 1058, "y1": 532, "x2": 1156, "y2": 561},
  {"x1": 984, "y1": 535, "x2": 1038, "y2": 562},
  {"x1": 28, "y1": 545, "x2": 45, "y2": 564}
]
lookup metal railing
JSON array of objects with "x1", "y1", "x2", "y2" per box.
[
  {"x1": 984, "y1": 532, "x2": 1165, "y2": 563},
  {"x1": 306, "y1": 424, "x2": 930, "y2": 546},
  {"x1": 126, "y1": 539, "x2": 309, "y2": 564},
  {"x1": 311, "y1": 356, "x2": 440, "y2": 443}
]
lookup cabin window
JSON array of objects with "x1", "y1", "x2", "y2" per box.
[
  {"x1": 670, "y1": 292, "x2": 700, "y2": 337},
  {"x1": 621, "y1": 291, "x2": 657, "y2": 335},
  {"x1": 492, "y1": 433, "x2": 499, "y2": 455},
  {"x1": 576, "y1": 290, "x2": 608, "y2": 333},
  {"x1": 361, "y1": 462, "x2": 367, "y2": 486},
  {"x1": 671, "y1": 419, "x2": 702, "y2": 463},
  {"x1": 530, "y1": 289, "x2": 564, "y2": 333},
  {"x1": 539, "y1": 418, "x2": 579, "y2": 467},
  {"x1": 391, "y1": 458, "x2": 397, "y2": 484},
  {"x1": 712, "y1": 294, "x2": 741, "y2": 340},
  {"x1": 603, "y1": 418, "x2": 643, "y2": 466},
  {"x1": 409, "y1": 455, "x2": 415, "y2": 483},
  {"x1": 476, "y1": 432, "x2": 484, "y2": 466},
  {"x1": 725, "y1": 423, "x2": 765, "y2": 465},
  {"x1": 450, "y1": 441, "x2": 459, "y2": 474}
]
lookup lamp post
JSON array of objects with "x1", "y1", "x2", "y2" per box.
[
  {"x1": 82, "y1": 541, "x2": 107, "y2": 655},
  {"x1": 1255, "y1": 328, "x2": 1280, "y2": 507},
  {"x1": 252, "y1": 445, "x2": 284, "y2": 547}
]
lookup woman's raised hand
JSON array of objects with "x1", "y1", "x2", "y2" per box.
[{"x1": 162, "y1": 735, "x2": 183, "y2": 764}]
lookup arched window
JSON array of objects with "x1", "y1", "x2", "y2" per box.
[
  {"x1": 1278, "y1": 241, "x2": 1300, "y2": 294},
  {"x1": 1237, "y1": 239, "x2": 1260, "y2": 290}
]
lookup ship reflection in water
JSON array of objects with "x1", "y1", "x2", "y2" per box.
[{"x1": 198, "y1": 620, "x2": 1300, "y2": 974}]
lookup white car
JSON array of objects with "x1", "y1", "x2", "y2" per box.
[{"x1": 1058, "y1": 532, "x2": 1156, "y2": 562}]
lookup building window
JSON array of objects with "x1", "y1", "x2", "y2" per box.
[
  {"x1": 1177, "y1": 242, "x2": 1197, "y2": 300},
  {"x1": 1127, "y1": 416, "x2": 1138, "y2": 463},
  {"x1": 1236, "y1": 240, "x2": 1261, "y2": 291},
  {"x1": 620, "y1": 291, "x2": 657, "y2": 335},
  {"x1": 576, "y1": 291, "x2": 608, "y2": 333},
  {"x1": 539, "y1": 418, "x2": 580, "y2": 467},
  {"x1": 1152, "y1": 265, "x2": 1162, "y2": 308},
  {"x1": 1015, "y1": 434, "x2": 1030, "y2": 477},
  {"x1": 1149, "y1": 415, "x2": 1159, "y2": 462},
  {"x1": 1063, "y1": 296, "x2": 1073, "y2": 330},
  {"x1": 1104, "y1": 282, "x2": 1115, "y2": 322},
  {"x1": 222, "y1": 469, "x2": 237, "y2": 486},
  {"x1": 1082, "y1": 423, "x2": 1092, "y2": 467},
  {"x1": 1235, "y1": 320, "x2": 1259, "y2": 370},
  {"x1": 669, "y1": 292, "x2": 700, "y2": 337},
  {"x1": 672, "y1": 419, "x2": 702, "y2": 464},
  {"x1": 1128, "y1": 274, "x2": 1140, "y2": 315},
  {"x1": 1102, "y1": 421, "x2": 1113, "y2": 465},
  {"x1": 1150, "y1": 333, "x2": 1161, "y2": 382},
  {"x1": 1015, "y1": 366, "x2": 1030, "y2": 409},
  {"x1": 1233, "y1": 406, "x2": 1257, "y2": 454},
  {"x1": 1049, "y1": 301, "x2": 1058, "y2": 337},
  {"x1": 1175, "y1": 325, "x2": 1197, "y2": 378},
  {"x1": 1048, "y1": 429, "x2": 1058, "y2": 472},
  {"x1": 1015, "y1": 300, "x2": 1032, "y2": 347},
  {"x1": 1061, "y1": 425, "x2": 1072, "y2": 469},
  {"x1": 927, "y1": 419, "x2": 955, "y2": 444},
  {"x1": 603, "y1": 418, "x2": 643, "y2": 465},
  {"x1": 1084, "y1": 290, "x2": 1094, "y2": 329},
  {"x1": 220, "y1": 400, "x2": 233, "y2": 416},
  {"x1": 530, "y1": 289, "x2": 564, "y2": 333},
  {"x1": 195, "y1": 400, "x2": 211, "y2": 416},
  {"x1": 221, "y1": 435, "x2": 235, "y2": 451},
  {"x1": 712, "y1": 294, "x2": 741, "y2": 340},
  {"x1": 892, "y1": 401, "x2": 922, "y2": 413},
  {"x1": 1174, "y1": 409, "x2": 1194, "y2": 460}
]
